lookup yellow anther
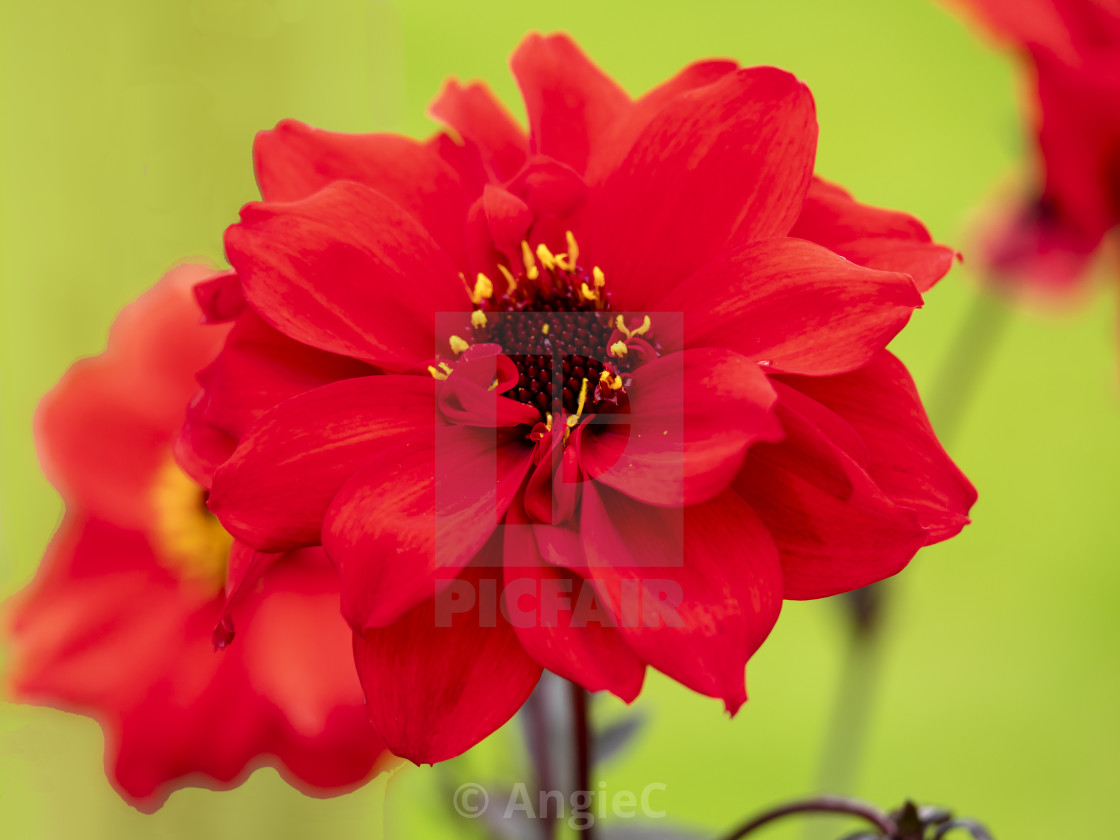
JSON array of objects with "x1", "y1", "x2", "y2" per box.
[
  {"x1": 521, "y1": 241, "x2": 539, "y2": 280},
  {"x1": 614, "y1": 314, "x2": 651, "y2": 339},
  {"x1": 609, "y1": 340, "x2": 629, "y2": 357},
  {"x1": 536, "y1": 243, "x2": 556, "y2": 271},
  {"x1": 498, "y1": 263, "x2": 518, "y2": 293},
  {"x1": 541, "y1": 323, "x2": 550, "y2": 335},
  {"x1": 471, "y1": 310, "x2": 488, "y2": 329},
  {"x1": 439, "y1": 362, "x2": 453, "y2": 375},
  {"x1": 449, "y1": 335, "x2": 470, "y2": 355},
  {"x1": 564, "y1": 378, "x2": 591, "y2": 441},
  {"x1": 427, "y1": 365, "x2": 450, "y2": 381},
  {"x1": 593, "y1": 266, "x2": 606, "y2": 288},
  {"x1": 565, "y1": 231, "x2": 579, "y2": 266},
  {"x1": 579, "y1": 282, "x2": 599, "y2": 302},
  {"x1": 488, "y1": 378, "x2": 499, "y2": 391},
  {"x1": 599, "y1": 369, "x2": 623, "y2": 391},
  {"x1": 544, "y1": 412, "x2": 553, "y2": 432},
  {"x1": 471, "y1": 273, "x2": 494, "y2": 304}
]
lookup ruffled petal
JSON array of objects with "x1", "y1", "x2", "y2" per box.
[
  {"x1": 225, "y1": 181, "x2": 471, "y2": 370},
  {"x1": 575, "y1": 484, "x2": 783, "y2": 713},
  {"x1": 504, "y1": 504, "x2": 645, "y2": 701},
  {"x1": 790, "y1": 178, "x2": 958, "y2": 292},
  {"x1": 208, "y1": 375, "x2": 436, "y2": 551},
  {"x1": 325, "y1": 425, "x2": 534, "y2": 628},
  {"x1": 775, "y1": 353, "x2": 976, "y2": 542},
  {"x1": 253, "y1": 119, "x2": 470, "y2": 267},
  {"x1": 734, "y1": 381, "x2": 929, "y2": 599},
  {"x1": 511, "y1": 33, "x2": 629, "y2": 174},
  {"x1": 655, "y1": 237, "x2": 922, "y2": 376},
  {"x1": 586, "y1": 67, "x2": 817, "y2": 310},
  {"x1": 580, "y1": 349, "x2": 781, "y2": 506},
  {"x1": 352, "y1": 562, "x2": 542, "y2": 764},
  {"x1": 428, "y1": 80, "x2": 528, "y2": 182}
]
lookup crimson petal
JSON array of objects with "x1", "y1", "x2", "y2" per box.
[
  {"x1": 225, "y1": 181, "x2": 471, "y2": 370},
  {"x1": 580, "y1": 349, "x2": 781, "y2": 507},
  {"x1": 325, "y1": 425, "x2": 534, "y2": 628},
  {"x1": 656, "y1": 238, "x2": 922, "y2": 376},
  {"x1": 776, "y1": 353, "x2": 977, "y2": 542},
  {"x1": 208, "y1": 375, "x2": 436, "y2": 552},
  {"x1": 576, "y1": 484, "x2": 783, "y2": 713},
  {"x1": 353, "y1": 563, "x2": 542, "y2": 765},
  {"x1": 587, "y1": 67, "x2": 817, "y2": 310}
]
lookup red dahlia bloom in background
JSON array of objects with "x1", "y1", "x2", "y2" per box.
[
  {"x1": 949, "y1": 0, "x2": 1120, "y2": 295},
  {"x1": 4, "y1": 265, "x2": 390, "y2": 810},
  {"x1": 183, "y1": 34, "x2": 976, "y2": 764}
]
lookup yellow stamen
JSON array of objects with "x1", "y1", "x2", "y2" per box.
[
  {"x1": 614, "y1": 314, "x2": 652, "y2": 339},
  {"x1": 488, "y1": 378, "x2": 499, "y2": 391},
  {"x1": 609, "y1": 340, "x2": 628, "y2": 357},
  {"x1": 449, "y1": 335, "x2": 470, "y2": 355},
  {"x1": 439, "y1": 362, "x2": 453, "y2": 375},
  {"x1": 471, "y1": 273, "x2": 494, "y2": 304},
  {"x1": 564, "y1": 378, "x2": 590, "y2": 441},
  {"x1": 544, "y1": 412, "x2": 553, "y2": 432},
  {"x1": 151, "y1": 459, "x2": 231, "y2": 593},
  {"x1": 599, "y1": 369, "x2": 623, "y2": 391},
  {"x1": 565, "y1": 231, "x2": 579, "y2": 266},
  {"x1": 541, "y1": 323, "x2": 550, "y2": 335},
  {"x1": 536, "y1": 243, "x2": 556, "y2": 271},
  {"x1": 428, "y1": 365, "x2": 450, "y2": 381},
  {"x1": 579, "y1": 282, "x2": 598, "y2": 302},
  {"x1": 498, "y1": 263, "x2": 518, "y2": 293},
  {"x1": 471, "y1": 310, "x2": 488, "y2": 329},
  {"x1": 521, "y1": 241, "x2": 539, "y2": 280}
]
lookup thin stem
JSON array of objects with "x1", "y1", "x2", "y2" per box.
[
  {"x1": 812, "y1": 289, "x2": 1010, "y2": 806},
  {"x1": 570, "y1": 681, "x2": 594, "y2": 838},
  {"x1": 721, "y1": 796, "x2": 896, "y2": 840}
]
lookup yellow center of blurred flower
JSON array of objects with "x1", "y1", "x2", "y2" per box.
[{"x1": 150, "y1": 458, "x2": 231, "y2": 594}]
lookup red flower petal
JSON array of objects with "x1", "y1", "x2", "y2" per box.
[
  {"x1": 225, "y1": 180, "x2": 471, "y2": 370},
  {"x1": 776, "y1": 352, "x2": 977, "y2": 542},
  {"x1": 352, "y1": 563, "x2": 542, "y2": 765},
  {"x1": 193, "y1": 270, "x2": 244, "y2": 323},
  {"x1": 587, "y1": 59, "x2": 739, "y2": 183},
  {"x1": 325, "y1": 426, "x2": 534, "y2": 628},
  {"x1": 511, "y1": 33, "x2": 629, "y2": 174},
  {"x1": 580, "y1": 349, "x2": 781, "y2": 507},
  {"x1": 253, "y1": 119, "x2": 470, "y2": 267},
  {"x1": 208, "y1": 375, "x2": 436, "y2": 551},
  {"x1": 735, "y1": 382, "x2": 929, "y2": 599},
  {"x1": 576, "y1": 484, "x2": 783, "y2": 713},
  {"x1": 587, "y1": 67, "x2": 817, "y2": 310},
  {"x1": 36, "y1": 265, "x2": 229, "y2": 528},
  {"x1": 790, "y1": 178, "x2": 958, "y2": 292},
  {"x1": 656, "y1": 238, "x2": 922, "y2": 376},
  {"x1": 192, "y1": 309, "x2": 374, "y2": 443},
  {"x1": 503, "y1": 507, "x2": 645, "y2": 702},
  {"x1": 429, "y1": 80, "x2": 528, "y2": 182}
]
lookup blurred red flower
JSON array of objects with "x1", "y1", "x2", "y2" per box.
[
  {"x1": 951, "y1": 0, "x2": 1120, "y2": 295},
  {"x1": 5, "y1": 265, "x2": 390, "y2": 810},
  {"x1": 186, "y1": 34, "x2": 976, "y2": 764}
]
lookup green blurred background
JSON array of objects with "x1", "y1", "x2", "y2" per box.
[{"x1": 2, "y1": 0, "x2": 1118, "y2": 837}]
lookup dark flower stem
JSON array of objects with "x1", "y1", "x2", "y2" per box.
[
  {"x1": 571, "y1": 681, "x2": 595, "y2": 838},
  {"x1": 720, "y1": 796, "x2": 896, "y2": 839},
  {"x1": 816, "y1": 288, "x2": 1010, "y2": 800}
]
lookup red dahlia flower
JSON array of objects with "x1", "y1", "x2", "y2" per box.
[
  {"x1": 949, "y1": 0, "x2": 1120, "y2": 295},
  {"x1": 4, "y1": 265, "x2": 390, "y2": 810},
  {"x1": 184, "y1": 34, "x2": 976, "y2": 765}
]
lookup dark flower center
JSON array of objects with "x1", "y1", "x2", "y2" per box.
[{"x1": 432, "y1": 235, "x2": 658, "y2": 433}]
